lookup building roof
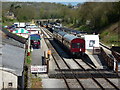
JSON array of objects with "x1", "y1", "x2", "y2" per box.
[
  {"x1": 2, "y1": 38, "x2": 24, "y2": 48},
  {"x1": 26, "y1": 28, "x2": 40, "y2": 31},
  {"x1": 13, "y1": 28, "x2": 28, "y2": 33},
  {"x1": 0, "y1": 31, "x2": 25, "y2": 76},
  {"x1": 0, "y1": 43, "x2": 25, "y2": 76}
]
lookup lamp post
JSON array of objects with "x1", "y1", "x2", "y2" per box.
[{"x1": 27, "y1": 33, "x2": 31, "y2": 56}]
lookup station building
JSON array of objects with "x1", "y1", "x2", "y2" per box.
[{"x1": 0, "y1": 31, "x2": 25, "y2": 89}]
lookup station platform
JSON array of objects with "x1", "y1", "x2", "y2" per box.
[
  {"x1": 30, "y1": 31, "x2": 65, "y2": 88},
  {"x1": 31, "y1": 36, "x2": 49, "y2": 66},
  {"x1": 85, "y1": 49, "x2": 107, "y2": 69}
]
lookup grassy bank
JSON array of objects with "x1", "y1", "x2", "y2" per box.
[
  {"x1": 63, "y1": 21, "x2": 119, "y2": 47},
  {"x1": 100, "y1": 22, "x2": 120, "y2": 46},
  {"x1": 2, "y1": 18, "x2": 18, "y2": 26}
]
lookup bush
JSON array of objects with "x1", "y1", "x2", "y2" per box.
[
  {"x1": 78, "y1": 25, "x2": 91, "y2": 32},
  {"x1": 26, "y1": 56, "x2": 31, "y2": 64},
  {"x1": 24, "y1": 65, "x2": 28, "y2": 88}
]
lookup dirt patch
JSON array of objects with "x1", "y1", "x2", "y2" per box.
[{"x1": 31, "y1": 77, "x2": 42, "y2": 88}]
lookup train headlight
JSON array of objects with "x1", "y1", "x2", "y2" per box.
[{"x1": 80, "y1": 48, "x2": 81, "y2": 51}]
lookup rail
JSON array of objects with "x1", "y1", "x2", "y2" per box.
[
  {"x1": 42, "y1": 27, "x2": 119, "y2": 89},
  {"x1": 73, "y1": 58, "x2": 105, "y2": 89},
  {"x1": 80, "y1": 56, "x2": 119, "y2": 90},
  {"x1": 41, "y1": 27, "x2": 70, "y2": 89},
  {"x1": 41, "y1": 27, "x2": 87, "y2": 89}
]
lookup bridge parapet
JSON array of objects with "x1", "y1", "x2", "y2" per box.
[{"x1": 34, "y1": 19, "x2": 62, "y2": 22}]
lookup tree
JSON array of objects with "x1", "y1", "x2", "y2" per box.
[{"x1": 9, "y1": 4, "x2": 15, "y2": 13}]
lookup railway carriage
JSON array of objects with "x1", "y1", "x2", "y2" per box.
[
  {"x1": 57, "y1": 31, "x2": 67, "y2": 43},
  {"x1": 53, "y1": 29, "x2": 61, "y2": 41},
  {"x1": 53, "y1": 30, "x2": 85, "y2": 57},
  {"x1": 63, "y1": 34, "x2": 85, "y2": 56}
]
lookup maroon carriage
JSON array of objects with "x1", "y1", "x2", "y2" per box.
[
  {"x1": 63, "y1": 34, "x2": 85, "y2": 56},
  {"x1": 53, "y1": 30, "x2": 85, "y2": 57}
]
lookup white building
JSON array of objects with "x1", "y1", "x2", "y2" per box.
[
  {"x1": 84, "y1": 35, "x2": 99, "y2": 49},
  {"x1": 26, "y1": 27, "x2": 41, "y2": 34}
]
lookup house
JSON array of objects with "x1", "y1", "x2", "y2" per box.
[{"x1": 5, "y1": 11, "x2": 16, "y2": 19}]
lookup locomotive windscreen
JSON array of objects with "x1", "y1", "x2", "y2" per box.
[{"x1": 72, "y1": 43, "x2": 84, "y2": 48}]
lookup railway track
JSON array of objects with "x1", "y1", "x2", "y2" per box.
[
  {"x1": 42, "y1": 27, "x2": 104, "y2": 89},
  {"x1": 74, "y1": 58, "x2": 119, "y2": 89},
  {"x1": 41, "y1": 27, "x2": 84, "y2": 89},
  {"x1": 41, "y1": 27, "x2": 120, "y2": 89}
]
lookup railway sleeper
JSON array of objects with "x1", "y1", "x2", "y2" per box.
[{"x1": 48, "y1": 72, "x2": 119, "y2": 79}]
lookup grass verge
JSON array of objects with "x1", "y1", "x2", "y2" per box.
[{"x1": 31, "y1": 76, "x2": 42, "y2": 88}]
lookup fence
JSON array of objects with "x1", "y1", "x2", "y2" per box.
[
  {"x1": 101, "y1": 47, "x2": 115, "y2": 70},
  {"x1": 112, "y1": 51, "x2": 120, "y2": 72},
  {"x1": 112, "y1": 51, "x2": 120, "y2": 62}
]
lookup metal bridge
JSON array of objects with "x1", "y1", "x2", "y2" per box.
[{"x1": 34, "y1": 19, "x2": 62, "y2": 23}]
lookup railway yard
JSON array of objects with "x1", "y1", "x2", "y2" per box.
[
  {"x1": 1, "y1": 24, "x2": 120, "y2": 89},
  {"x1": 1, "y1": 2, "x2": 120, "y2": 89},
  {"x1": 38, "y1": 27, "x2": 120, "y2": 89}
]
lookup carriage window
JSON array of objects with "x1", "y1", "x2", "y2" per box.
[
  {"x1": 77, "y1": 43, "x2": 80, "y2": 48},
  {"x1": 72, "y1": 43, "x2": 79, "y2": 48},
  {"x1": 72, "y1": 43, "x2": 77, "y2": 48},
  {"x1": 81, "y1": 44, "x2": 84, "y2": 48},
  {"x1": 72, "y1": 43, "x2": 84, "y2": 48}
]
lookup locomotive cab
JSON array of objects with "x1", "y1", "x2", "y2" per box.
[
  {"x1": 71, "y1": 39, "x2": 85, "y2": 56},
  {"x1": 63, "y1": 34, "x2": 85, "y2": 57}
]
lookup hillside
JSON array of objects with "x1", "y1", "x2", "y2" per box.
[
  {"x1": 2, "y1": 2, "x2": 69, "y2": 22},
  {"x1": 2, "y1": 2, "x2": 120, "y2": 47},
  {"x1": 100, "y1": 21, "x2": 120, "y2": 46}
]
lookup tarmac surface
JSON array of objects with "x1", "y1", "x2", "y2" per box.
[
  {"x1": 31, "y1": 49, "x2": 43, "y2": 65},
  {"x1": 30, "y1": 32, "x2": 67, "y2": 88},
  {"x1": 31, "y1": 37, "x2": 48, "y2": 66}
]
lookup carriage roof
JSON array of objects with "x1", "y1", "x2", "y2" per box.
[
  {"x1": 63, "y1": 34, "x2": 78, "y2": 42},
  {"x1": 58, "y1": 31, "x2": 67, "y2": 36}
]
